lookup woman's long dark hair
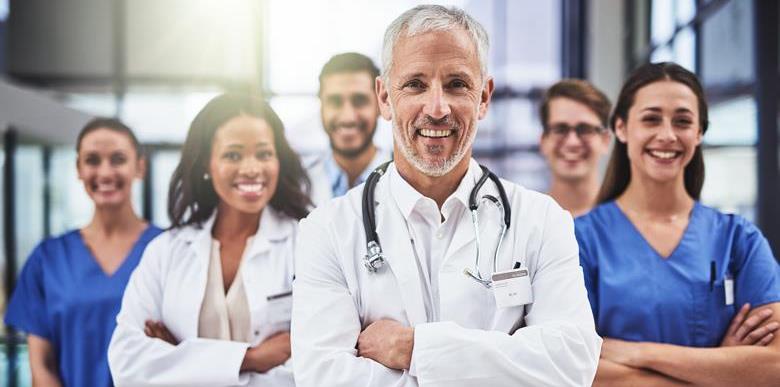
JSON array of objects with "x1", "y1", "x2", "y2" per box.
[
  {"x1": 168, "y1": 93, "x2": 311, "y2": 228},
  {"x1": 597, "y1": 62, "x2": 709, "y2": 204}
]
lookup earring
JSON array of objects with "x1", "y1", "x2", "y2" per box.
[{"x1": 203, "y1": 173, "x2": 210, "y2": 180}]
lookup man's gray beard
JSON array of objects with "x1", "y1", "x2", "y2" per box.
[{"x1": 391, "y1": 112, "x2": 478, "y2": 178}]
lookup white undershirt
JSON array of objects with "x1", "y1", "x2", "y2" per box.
[
  {"x1": 388, "y1": 166, "x2": 476, "y2": 322},
  {"x1": 197, "y1": 238, "x2": 252, "y2": 342}
]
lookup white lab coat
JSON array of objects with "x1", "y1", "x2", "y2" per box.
[
  {"x1": 292, "y1": 160, "x2": 601, "y2": 387},
  {"x1": 108, "y1": 208, "x2": 297, "y2": 387}
]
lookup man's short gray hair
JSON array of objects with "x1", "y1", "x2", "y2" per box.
[{"x1": 381, "y1": 5, "x2": 490, "y2": 82}]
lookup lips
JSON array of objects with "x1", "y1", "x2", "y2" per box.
[{"x1": 93, "y1": 181, "x2": 122, "y2": 193}]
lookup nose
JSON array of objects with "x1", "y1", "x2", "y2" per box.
[
  {"x1": 239, "y1": 157, "x2": 262, "y2": 177},
  {"x1": 337, "y1": 100, "x2": 359, "y2": 125},
  {"x1": 561, "y1": 130, "x2": 583, "y2": 148},
  {"x1": 97, "y1": 160, "x2": 114, "y2": 177},
  {"x1": 422, "y1": 83, "x2": 451, "y2": 120},
  {"x1": 656, "y1": 119, "x2": 677, "y2": 142}
]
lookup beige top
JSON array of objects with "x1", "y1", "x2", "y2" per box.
[{"x1": 197, "y1": 238, "x2": 252, "y2": 342}]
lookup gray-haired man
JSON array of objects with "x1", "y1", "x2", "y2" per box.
[{"x1": 292, "y1": 5, "x2": 601, "y2": 386}]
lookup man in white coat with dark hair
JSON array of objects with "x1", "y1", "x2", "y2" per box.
[{"x1": 291, "y1": 5, "x2": 601, "y2": 386}]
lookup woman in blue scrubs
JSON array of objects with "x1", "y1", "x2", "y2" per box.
[
  {"x1": 4, "y1": 118, "x2": 162, "y2": 386},
  {"x1": 576, "y1": 62, "x2": 780, "y2": 386}
]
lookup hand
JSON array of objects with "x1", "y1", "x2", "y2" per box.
[
  {"x1": 241, "y1": 332, "x2": 291, "y2": 373},
  {"x1": 600, "y1": 338, "x2": 645, "y2": 368},
  {"x1": 356, "y1": 319, "x2": 414, "y2": 370},
  {"x1": 144, "y1": 320, "x2": 179, "y2": 345},
  {"x1": 720, "y1": 303, "x2": 779, "y2": 347}
]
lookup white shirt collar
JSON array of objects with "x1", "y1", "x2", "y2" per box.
[{"x1": 388, "y1": 158, "x2": 482, "y2": 221}]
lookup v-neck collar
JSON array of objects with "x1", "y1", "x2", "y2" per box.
[
  {"x1": 609, "y1": 201, "x2": 700, "y2": 261},
  {"x1": 74, "y1": 225, "x2": 157, "y2": 278}
]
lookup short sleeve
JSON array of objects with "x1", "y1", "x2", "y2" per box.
[
  {"x1": 574, "y1": 217, "x2": 599, "y2": 321},
  {"x1": 4, "y1": 242, "x2": 53, "y2": 340},
  {"x1": 732, "y1": 217, "x2": 780, "y2": 308}
]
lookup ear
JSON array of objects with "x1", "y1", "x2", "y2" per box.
[
  {"x1": 614, "y1": 117, "x2": 628, "y2": 144},
  {"x1": 376, "y1": 76, "x2": 392, "y2": 121},
  {"x1": 76, "y1": 157, "x2": 83, "y2": 180},
  {"x1": 135, "y1": 156, "x2": 147, "y2": 180},
  {"x1": 477, "y1": 76, "x2": 495, "y2": 120}
]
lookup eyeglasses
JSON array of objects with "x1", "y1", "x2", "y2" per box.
[{"x1": 544, "y1": 123, "x2": 606, "y2": 138}]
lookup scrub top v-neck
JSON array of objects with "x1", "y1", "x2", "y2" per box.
[
  {"x1": 5, "y1": 225, "x2": 162, "y2": 387},
  {"x1": 575, "y1": 201, "x2": 780, "y2": 347}
]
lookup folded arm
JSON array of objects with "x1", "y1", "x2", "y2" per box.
[
  {"x1": 601, "y1": 303, "x2": 780, "y2": 387},
  {"x1": 107, "y1": 238, "x2": 249, "y2": 387}
]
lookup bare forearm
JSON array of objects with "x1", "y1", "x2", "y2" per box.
[
  {"x1": 31, "y1": 364, "x2": 62, "y2": 387},
  {"x1": 637, "y1": 343, "x2": 780, "y2": 386},
  {"x1": 594, "y1": 359, "x2": 689, "y2": 387}
]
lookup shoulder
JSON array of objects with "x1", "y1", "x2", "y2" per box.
[
  {"x1": 695, "y1": 203, "x2": 769, "y2": 247},
  {"x1": 29, "y1": 230, "x2": 82, "y2": 262},
  {"x1": 303, "y1": 183, "x2": 363, "y2": 226}
]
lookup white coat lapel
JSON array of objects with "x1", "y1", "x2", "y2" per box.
[
  {"x1": 180, "y1": 215, "x2": 216, "y2": 337},
  {"x1": 375, "y1": 181, "x2": 429, "y2": 326}
]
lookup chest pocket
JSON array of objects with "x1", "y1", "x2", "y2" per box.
[{"x1": 692, "y1": 281, "x2": 736, "y2": 347}]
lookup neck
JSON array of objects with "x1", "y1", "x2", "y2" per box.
[
  {"x1": 617, "y1": 172, "x2": 694, "y2": 218},
  {"x1": 212, "y1": 203, "x2": 261, "y2": 242},
  {"x1": 333, "y1": 144, "x2": 377, "y2": 187},
  {"x1": 395, "y1": 153, "x2": 471, "y2": 209},
  {"x1": 86, "y1": 203, "x2": 144, "y2": 236},
  {"x1": 548, "y1": 173, "x2": 600, "y2": 217}
]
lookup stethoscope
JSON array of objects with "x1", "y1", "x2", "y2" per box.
[{"x1": 361, "y1": 161, "x2": 511, "y2": 288}]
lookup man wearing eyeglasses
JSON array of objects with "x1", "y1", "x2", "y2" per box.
[
  {"x1": 539, "y1": 79, "x2": 612, "y2": 217},
  {"x1": 308, "y1": 52, "x2": 392, "y2": 206}
]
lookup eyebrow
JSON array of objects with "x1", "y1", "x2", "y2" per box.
[{"x1": 225, "y1": 142, "x2": 271, "y2": 149}]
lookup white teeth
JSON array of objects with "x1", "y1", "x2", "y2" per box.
[
  {"x1": 236, "y1": 183, "x2": 265, "y2": 193},
  {"x1": 419, "y1": 129, "x2": 452, "y2": 138},
  {"x1": 648, "y1": 150, "x2": 678, "y2": 159},
  {"x1": 96, "y1": 183, "x2": 118, "y2": 192}
]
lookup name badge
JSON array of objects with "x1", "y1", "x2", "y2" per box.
[
  {"x1": 491, "y1": 268, "x2": 533, "y2": 308},
  {"x1": 724, "y1": 277, "x2": 734, "y2": 306},
  {"x1": 266, "y1": 290, "x2": 293, "y2": 326}
]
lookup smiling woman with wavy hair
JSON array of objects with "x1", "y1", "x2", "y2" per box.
[{"x1": 109, "y1": 93, "x2": 309, "y2": 386}]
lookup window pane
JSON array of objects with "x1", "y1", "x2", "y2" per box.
[
  {"x1": 701, "y1": 146, "x2": 756, "y2": 220},
  {"x1": 701, "y1": 0, "x2": 754, "y2": 86},
  {"x1": 705, "y1": 96, "x2": 757, "y2": 146},
  {"x1": 651, "y1": 0, "x2": 675, "y2": 45},
  {"x1": 15, "y1": 146, "x2": 44, "y2": 272},
  {"x1": 478, "y1": 98, "x2": 540, "y2": 147},
  {"x1": 60, "y1": 92, "x2": 117, "y2": 118},
  {"x1": 49, "y1": 148, "x2": 91, "y2": 235},
  {"x1": 502, "y1": 0, "x2": 561, "y2": 87},
  {"x1": 151, "y1": 149, "x2": 181, "y2": 228},
  {"x1": 676, "y1": 0, "x2": 696, "y2": 25},
  {"x1": 672, "y1": 27, "x2": 695, "y2": 72},
  {"x1": 120, "y1": 88, "x2": 220, "y2": 143}
]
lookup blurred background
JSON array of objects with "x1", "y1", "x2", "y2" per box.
[{"x1": 0, "y1": 0, "x2": 777, "y2": 384}]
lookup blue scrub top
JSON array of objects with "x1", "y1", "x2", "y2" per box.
[
  {"x1": 5, "y1": 225, "x2": 162, "y2": 387},
  {"x1": 575, "y1": 201, "x2": 780, "y2": 347}
]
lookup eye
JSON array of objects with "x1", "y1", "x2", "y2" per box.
[
  {"x1": 110, "y1": 153, "x2": 128, "y2": 166},
  {"x1": 326, "y1": 95, "x2": 343, "y2": 109},
  {"x1": 350, "y1": 94, "x2": 371, "y2": 109},
  {"x1": 448, "y1": 79, "x2": 469, "y2": 89},
  {"x1": 641, "y1": 115, "x2": 662, "y2": 125},
  {"x1": 83, "y1": 154, "x2": 101, "y2": 166},
  {"x1": 673, "y1": 117, "x2": 693, "y2": 127},
  {"x1": 402, "y1": 79, "x2": 426, "y2": 90},
  {"x1": 256, "y1": 149, "x2": 275, "y2": 160},
  {"x1": 222, "y1": 151, "x2": 241, "y2": 162}
]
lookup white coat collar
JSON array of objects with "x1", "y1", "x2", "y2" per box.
[{"x1": 183, "y1": 207, "x2": 294, "y2": 257}]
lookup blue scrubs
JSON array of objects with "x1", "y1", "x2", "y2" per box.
[
  {"x1": 575, "y1": 201, "x2": 780, "y2": 347},
  {"x1": 4, "y1": 225, "x2": 162, "y2": 387}
]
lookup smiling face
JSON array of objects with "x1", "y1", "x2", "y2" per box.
[
  {"x1": 209, "y1": 115, "x2": 280, "y2": 216},
  {"x1": 615, "y1": 80, "x2": 703, "y2": 185},
  {"x1": 320, "y1": 71, "x2": 380, "y2": 158},
  {"x1": 540, "y1": 97, "x2": 611, "y2": 182},
  {"x1": 377, "y1": 28, "x2": 493, "y2": 178},
  {"x1": 77, "y1": 128, "x2": 145, "y2": 209}
]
